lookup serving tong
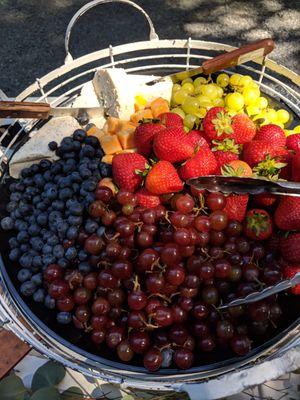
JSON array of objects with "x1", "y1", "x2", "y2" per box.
[{"x1": 187, "y1": 175, "x2": 300, "y2": 308}]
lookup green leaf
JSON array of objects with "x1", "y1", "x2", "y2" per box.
[
  {"x1": 31, "y1": 361, "x2": 66, "y2": 391},
  {"x1": 0, "y1": 374, "x2": 27, "y2": 400},
  {"x1": 61, "y1": 387, "x2": 85, "y2": 399},
  {"x1": 30, "y1": 387, "x2": 61, "y2": 400}
]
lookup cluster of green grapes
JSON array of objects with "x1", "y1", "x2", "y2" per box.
[{"x1": 170, "y1": 73, "x2": 292, "y2": 132}]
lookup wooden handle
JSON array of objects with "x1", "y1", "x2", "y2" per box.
[
  {"x1": 202, "y1": 38, "x2": 275, "y2": 75},
  {"x1": 0, "y1": 101, "x2": 51, "y2": 119}
]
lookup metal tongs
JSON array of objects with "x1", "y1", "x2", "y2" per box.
[
  {"x1": 187, "y1": 175, "x2": 300, "y2": 308},
  {"x1": 187, "y1": 176, "x2": 300, "y2": 197}
]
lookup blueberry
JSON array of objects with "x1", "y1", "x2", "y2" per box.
[
  {"x1": 20, "y1": 168, "x2": 31, "y2": 178},
  {"x1": 73, "y1": 129, "x2": 86, "y2": 142},
  {"x1": 10, "y1": 192, "x2": 22, "y2": 202},
  {"x1": 33, "y1": 174, "x2": 45, "y2": 189},
  {"x1": 59, "y1": 188, "x2": 73, "y2": 201},
  {"x1": 6, "y1": 201, "x2": 17, "y2": 213},
  {"x1": 14, "y1": 220, "x2": 28, "y2": 231},
  {"x1": 17, "y1": 230, "x2": 29, "y2": 243},
  {"x1": 82, "y1": 179, "x2": 97, "y2": 192},
  {"x1": 37, "y1": 213, "x2": 48, "y2": 226},
  {"x1": 33, "y1": 288, "x2": 45, "y2": 303},
  {"x1": 65, "y1": 246, "x2": 77, "y2": 260},
  {"x1": 19, "y1": 253, "x2": 33, "y2": 268},
  {"x1": 72, "y1": 183, "x2": 80, "y2": 193},
  {"x1": 9, "y1": 237, "x2": 19, "y2": 249},
  {"x1": 15, "y1": 182, "x2": 25, "y2": 192},
  {"x1": 47, "y1": 235, "x2": 59, "y2": 246},
  {"x1": 79, "y1": 167, "x2": 92, "y2": 179},
  {"x1": 52, "y1": 200, "x2": 65, "y2": 211},
  {"x1": 79, "y1": 188, "x2": 88, "y2": 197},
  {"x1": 20, "y1": 281, "x2": 36, "y2": 297},
  {"x1": 1, "y1": 216, "x2": 14, "y2": 230},
  {"x1": 85, "y1": 192, "x2": 96, "y2": 205},
  {"x1": 32, "y1": 255, "x2": 43, "y2": 268},
  {"x1": 45, "y1": 186, "x2": 58, "y2": 200},
  {"x1": 17, "y1": 268, "x2": 32, "y2": 282},
  {"x1": 88, "y1": 160, "x2": 98, "y2": 171},
  {"x1": 9, "y1": 248, "x2": 21, "y2": 261},
  {"x1": 84, "y1": 135, "x2": 99, "y2": 147},
  {"x1": 28, "y1": 224, "x2": 41, "y2": 237},
  {"x1": 53, "y1": 244, "x2": 64, "y2": 259},
  {"x1": 42, "y1": 254, "x2": 56, "y2": 266},
  {"x1": 68, "y1": 215, "x2": 82, "y2": 226},
  {"x1": 80, "y1": 145, "x2": 95, "y2": 158},
  {"x1": 23, "y1": 177, "x2": 34, "y2": 187},
  {"x1": 64, "y1": 151, "x2": 77, "y2": 160},
  {"x1": 63, "y1": 160, "x2": 77, "y2": 174},
  {"x1": 85, "y1": 220, "x2": 98, "y2": 234},
  {"x1": 95, "y1": 148, "x2": 104, "y2": 158},
  {"x1": 32, "y1": 195, "x2": 41, "y2": 205},
  {"x1": 50, "y1": 162, "x2": 62, "y2": 175},
  {"x1": 57, "y1": 258, "x2": 69, "y2": 268},
  {"x1": 43, "y1": 170, "x2": 53, "y2": 181},
  {"x1": 97, "y1": 226, "x2": 105, "y2": 237},
  {"x1": 30, "y1": 164, "x2": 40, "y2": 175},
  {"x1": 57, "y1": 312, "x2": 71, "y2": 324},
  {"x1": 49, "y1": 211, "x2": 62, "y2": 223},
  {"x1": 19, "y1": 204, "x2": 33, "y2": 216},
  {"x1": 70, "y1": 171, "x2": 82, "y2": 183},
  {"x1": 20, "y1": 244, "x2": 30, "y2": 252},
  {"x1": 9, "y1": 182, "x2": 17, "y2": 192},
  {"x1": 44, "y1": 294, "x2": 56, "y2": 309},
  {"x1": 31, "y1": 237, "x2": 44, "y2": 252},
  {"x1": 69, "y1": 203, "x2": 83, "y2": 216},
  {"x1": 31, "y1": 273, "x2": 42, "y2": 286},
  {"x1": 48, "y1": 141, "x2": 58, "y2": 151},
  {"x1": 78, "y1": 261, "x2": 91, "y2": 274},
  {"x1": 73, "y1": 140, "x2": 82, "y2": 152},
  {"x1": 57, "y1": 221, "x2": 68, "y2": 235},
  {"x1": 42, "y1": 244, "x2": 53, "y2": 255},
  {"x1": 78, "y1": 249, "x2": 88, "y2": 261},
  {"x1": 66, "y1": 226, "x2": 78, "y2": 240},
  {"x1": 36, "y1": 202, "x2": 47, "y2": 212},
  {"x1": 39, "y1": 159, "x2": 51, "y2": 171},
  {"x1": 28, "y1": 249, "x2": 39, "y2": 256}
]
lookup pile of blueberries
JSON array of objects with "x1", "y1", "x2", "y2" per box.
[{"x1": 1, "y1": 128, "x2": 111, "y2": 320}]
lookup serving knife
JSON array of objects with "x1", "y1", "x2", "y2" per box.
[
  {"x1": 147, "y1": 38, "x2": 275, "y2": 85},
  {"x1": 218, "y1": 272, "x2": 300, "y2": 310},
  {"x1": 187, "y1": 176, "x2": 300, "y2": 197},
  {"x1": 0, "y1": 101, "x2": 104, "y2": 120}
]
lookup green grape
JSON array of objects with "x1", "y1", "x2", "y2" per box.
[
  {"x1": 239, "y1": 75, "x2": 253, "y2": 87},
  {"x1": 294, "y1": 125, "x2": 300, "y2": 133},
  {"x1": 184, "y1": 114, "x2": 197, "y2": 129},
  {"x1": 265, "y1": 108, "x2": 278, "y2": 123},
  {"x1": 256, "y1": 97, "x2": 268, "y2": 109},
  {"x1": 229, "y1": 74, "x2": 242, "y2": 86},
  {"x1": 251, "y1": 82, "x2": 260, "y2": 91},
  {"x1": 194, "y1": 77, "x2": 207, "y2": 87},
  {"x1": 171, "y1": 107, "x2": 186, "y2": 119},
  {"x1": 213, "y1": 98, "x2": 225, "y2": 107},
  {"x1": 246, "y1": 105, "x2": 260, "y2": 116},
  {"x1": 196, "y1": 95, "x2": 212, "y2": 108},
  {"x1": 195, "y1": 107, "x2": 207, "y2": 118},
  {"x1": 216, "y1": 73, "x2": 229, "y2": 88},
  {"x1": 182, "y1": 78, "x2": 193, "y2": 85},
  {"x1": 182, "y1": 96, "x2": 201, "y2": 114},
  {"x1": 173, "y1": 89, "x2": 189, "y2": 105},
  {"x1": 214, "y1": 84, "x2": 224, "y2": 98},
  {"x1": 184, "y1": 126, "x2": 190, "y2": 132},
  {"x1": 242, "y1": 87, "x2": 260, "y2": 105},
  {"x1": 225, "y1": 92, "x2": 244, "y2": 111},
  {"x1": 182, "y1": 82, "x2": 195, "y2": 94},
  {"x1": 277, "y1": 109, "x2": 290, "y2": 124},
  {"x1": 172, "y1": 83, "x2": 182, "y2": 93},
  {"x1": 201, "y1": 84, "x2": 218, "y2": 99}
]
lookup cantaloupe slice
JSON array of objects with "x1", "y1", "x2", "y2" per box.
[
  {"x1": 86, "y1": 125, "x2": 106, "y2": 141},
  {"x1": 101, "y1": 154, "x2": 114, "y2": 164},
  {"x1": 115, "y1": 148, "x2": 137, "y2": 154},
  {"x1": 150, "y1": 97, "x2": 169, "y2": 118},
  {"x1": 103, "y1": 116, "x2": 121, "y2": 134},
  {"x1": 100, "y1": 134, "x2": 122, "y2": 154},
  {"x1": 130, "y1": 109, "x2": 153, "y2": 124},
  {"x1": 117, "y1": 124, "x2": 136, "y2": 149}
]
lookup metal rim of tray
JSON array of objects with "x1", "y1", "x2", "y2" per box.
[{"x1": 0, "y1": 0, "x2": 300, "y2": 393}]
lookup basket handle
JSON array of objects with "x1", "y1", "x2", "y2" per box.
[{"x1": 64, "y1": 0, "x2": 159, "y2": 63}]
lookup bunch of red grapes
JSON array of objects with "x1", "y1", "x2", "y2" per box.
[{"x1": 44, "y1": 185, "x2": 284, "y2": 372}]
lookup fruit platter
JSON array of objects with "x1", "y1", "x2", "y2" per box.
[{"x1": 0, "y1": 0, "x2": 300, "y2": 396}]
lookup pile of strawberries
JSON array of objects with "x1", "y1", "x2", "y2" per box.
[{"x1": 112, "y1": 107, "x2": 300, "y2": 294}]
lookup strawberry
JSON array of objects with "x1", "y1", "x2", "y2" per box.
[
  {"x1": 292, "y1": 151, "x2": 300, "y2": 182},
  {"x1": 253, "y1": 193, "x2": 277, "y2": 207},
  {"x1": 186, "y1": 130, "x2": 209, "y2": 149},
  {"x1": 212, "y1": 139, "x2": 240, "y2": 173},
  {"x1": 283, "y1": 264, "x2": 300, "y2": 295},
  {"x1": 243, "y1": 209, "x2": 273, "y2": 241},
  {"x1": 286, "y1": 133, "x2": 300, "y2": 152},
  {"x1": 179, "y1": 148, "x2": 217, "y2": 180},
  {"x1": 136, "y1": 188, "x2": 161, "y2": 208},
  {"x1": 134, "y1": 122, "x2": 164, "y2": 156},
  {"x1": 158, "y1": 112, "x2": 183, "y2": 128},
  {"x1": 222, "y1": 160, "x2": 252, "y2": 177},
  {"x1": 254, "y1": 124, "x2": 286, "y2": 147},
  {"x1": 230, "y1": 113, "x2": 256, "y2": 144},
  {"x1": 145, "y1": 161, "x2": 183, "y2": 195},
  {"x1": 274, "y1": 196, "x2": 300, "y2": 230},
  {"x1": 203, "y1": 107, "x2": 232, "y2": 141},
  {"x1": 223, "y1": 194, "x2": 249, "y2": 222},
  {"x1": 280, "y1": 233, "x2": 300, "y2": 263},
  {"x1": 112, "y1": 153, "x2": 148, "y2": 192},
  {"x1": 153, "y1": 126, "x2": 195, "y2": 163}
]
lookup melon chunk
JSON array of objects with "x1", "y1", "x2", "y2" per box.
[
  {"x1": 101, "y1": 155, "x2": 114, "y2": 164},
  {"x1": 130, "y1": 109, "x2": 153, "y2": 124},
  {"x1": 150, "y1": 97, "x2": 169, "y2": 118},
  {"x1": 100, "y1": 134, "x2": 122, "y2": 154},
  {"x1": 103, "y1": 116, "x2": 121, "y2": 134}
]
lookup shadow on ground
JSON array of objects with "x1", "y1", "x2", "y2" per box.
[{"x1": 0, "y1": 0, "x2": 299, "y2": 96}]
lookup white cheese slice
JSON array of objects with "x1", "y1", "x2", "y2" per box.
[
  {"x1": 72, "y1": 81, "x2": 100, "y2": 108},
  {"x1": 9, "y1": 116, "x2": 81, "y2": 178},
  {"x1": 92, "y1": 68, "x2": 172, "y2": 120}
]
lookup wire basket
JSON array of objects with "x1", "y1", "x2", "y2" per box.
[{"x1": 0, "y1": 1, "x2": 300, "y2": 399}]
